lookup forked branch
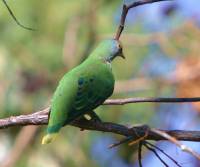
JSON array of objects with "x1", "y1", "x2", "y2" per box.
[
  {"x1": 115, "y1": 0, "x2": 173, "y2": 40},
  {"x1": 1, "y1": 107, "x2": 200, "y2": 160},
  {"x1": 1, "y1": 96, "x2": 200, "y2": 129},
  {"x1": 1, "y1": 106, "x2": 200, "y2": 142}
]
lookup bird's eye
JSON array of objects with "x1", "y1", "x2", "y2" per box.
[
  {"x1": 118, "y1": 44, "x2": 122, "y2": 53},
  {"x1": 118, "y1": 43, "x2": 121, "y2": 49},
  {"x1": 117, "y1": 41, "x2": 123, "y2": 50},
  {"x1": 119, "y1": 47, "x2": 122, "y2": 52},
  {"x1": 117, "y1": 41, "x2": 123, "y2": 54}
]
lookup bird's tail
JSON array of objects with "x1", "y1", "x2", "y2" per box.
[{"x1": 42, "y1": 133, "x2": 58, "y2": 145}]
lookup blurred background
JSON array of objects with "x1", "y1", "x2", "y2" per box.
[{"x1": 0, "y1": 0, "x2": 200, "y2": 166}]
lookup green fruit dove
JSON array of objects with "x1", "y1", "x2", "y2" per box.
[{"x1": 42, "y1": 39, "x2": 124, "y2": 144}]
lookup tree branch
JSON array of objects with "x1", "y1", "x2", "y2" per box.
[
  {"x1": 1, "y1": 99, "x2": 200, "y2": 160},
  {"x1": 1, "y1": 105, "x2": 200, "y2": 142},
  {"x1": 104, "y1": 97, "x2": 200, "y2": 105},
  {"x1": 115, "y1": 0, "x2": 173, "y2": 40}
]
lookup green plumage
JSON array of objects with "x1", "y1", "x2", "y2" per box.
[{"x1": 42, "y1": 39, "x2": 123, "y2": 144}]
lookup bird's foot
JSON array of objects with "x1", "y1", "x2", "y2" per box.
[
  {"x1": 78, "y1": 111, "x2": 102, "y2": 131},
  {"x1": 86, "y1": 111, "x2": 102, "y2": 123}
]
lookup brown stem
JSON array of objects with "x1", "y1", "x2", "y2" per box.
[
  {"x1": 115, "y1": 0, "x2": 173, "y2": 40},
  {"x1": 104, "y1": 97, "x2": 200, "y2": 105},
  {"x1": 2, "y1": 0, "x2": 35, "y2": 31},
  {"x1": 1, "y1": 107, "x2": 200, "y2": 142},
  {"x1": 1, "y1": 106, "x2": 200, "y2": 160}
]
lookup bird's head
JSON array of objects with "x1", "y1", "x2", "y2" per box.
[{"x1": 91, "y1": 39, "x2": 125, "y2": 62}]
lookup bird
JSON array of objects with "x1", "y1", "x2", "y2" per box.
[{"x1": 42, "y1": 39, "x2": 124, "y2": 144}]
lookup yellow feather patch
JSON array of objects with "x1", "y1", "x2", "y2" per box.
[{"x1": 42, "y1": 133, "x2": 58, "y2": 145}]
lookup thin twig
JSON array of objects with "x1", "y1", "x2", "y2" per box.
[
  {"x1": 152, "y1": 129, "x2": 200, "y2": 160},
  {"x1": 138, "y1": 141, "x2": 143, "y2": 167},
  {"x1": 2, "y1": 0, "x2": 35, "y2": 31},
  {"x1": 115, "y1": 0, "x2": 173, "y2": 39},
  {"x1": 108, "y1": 136, "x2": 132, "y2": 148},
  {"x1": 144, "y1": 143, "x2": 169, "y2": 167},
  {"x1": 144, "y1": 141, "x2": 182, "y2": 167},
  {"x1": 108, "y1": 125, "x2": 149, "y2": 147},
  {"x1": 104, "y1": 97, "x2": 200, "y2": 105},
  {"x1": 109, "y1": 134, "x2": 182, "y2": 166}
]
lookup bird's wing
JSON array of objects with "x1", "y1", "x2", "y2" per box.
[{"x1": 66, "y1": 74, "x2": 113, "y2": 122}]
